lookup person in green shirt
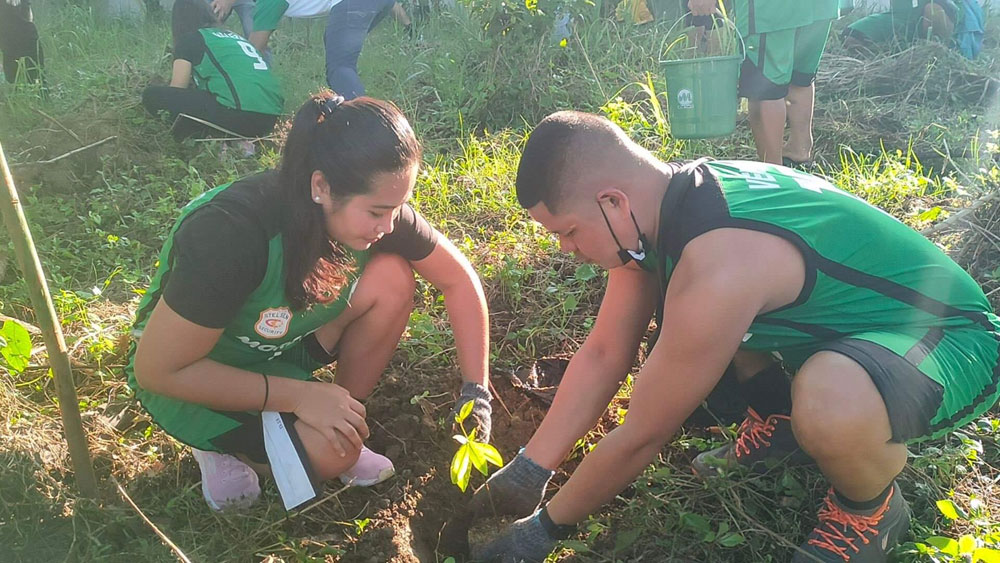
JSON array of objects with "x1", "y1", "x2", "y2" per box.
[
  {"x1": 845, "y1": 0, "x2": 959, "y2": 47},
  {"x1": 470, "y1": 111, "x2": 999, "y2": 562},
  {"x1": 127, "y1": 93, "x2": 494, "y2": 511},
  {"x1": 141, "y1": 0, "x2": 284, "y2": 141},
  {"x1": 688, "y1": 0, "x2": 840, "y2": 167}
]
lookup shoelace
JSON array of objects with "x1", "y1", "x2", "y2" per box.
[
  {"x1": 806, "y1": 488, "x2": 893, "y2": 561},
  {"x1": 734, "y1": 408, "x2": 779, "y2": 458}
]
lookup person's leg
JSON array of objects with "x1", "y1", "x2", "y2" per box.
[
  {"x1": 323, "y1": 0, "x2": 395, "y2": 99},
  {"x1": 921, "y1": 1, "x2": 956, "y2": 40},
  {"x1": 0, "y1": 1, "x2": 43, "y2": 84},
  {"x1": 791, "y1": 351, "x2": 907, "y2": 501},
  {"x1": 142, "y1": 86, "x2": 277, "y2": 139},
  {"x1": 312, "y1": 252, "x2": 416, "y2": 399},
  {"x1": 784, "y1": 20, "x2": 832, "y2": 164},
  {"x1": 232, "y1": 0, "x2": 257, "y2": 38},
  {"x1": 739, "y1": 30, "x2": 794, "y2": 165}
]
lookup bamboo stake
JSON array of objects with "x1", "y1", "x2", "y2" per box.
[{"x1": 0, "y1": 141, "x2": 98, "y2": 497}]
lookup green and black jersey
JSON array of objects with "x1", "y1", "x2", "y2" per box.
[
  {"x1": 653, "y1": 160, "x2": 1000, "y2": 437},
  {"x1": 732, "y1": 0, "x2": 840, "y2": 35},
  {"x1": 125, "y1": 171, "x2": 438, "y2": 450},
  {"x1": 174, "y1": 28, "x2": 283, "y2": 115}
]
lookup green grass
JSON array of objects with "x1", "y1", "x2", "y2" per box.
[{"x1": 1, "y1": 2, "x2": 999, "y2": 562}]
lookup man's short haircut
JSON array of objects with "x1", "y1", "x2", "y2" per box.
[{"x1": 515, "y1": 110, "x2": 630, "y2": 213}]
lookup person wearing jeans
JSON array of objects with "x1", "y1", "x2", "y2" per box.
[{"x1": 323, "y1": 0, "x2": 409, "y2": 99}]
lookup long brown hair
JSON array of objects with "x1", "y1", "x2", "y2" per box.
[{"x1": 279, "y1": 92, "x2": 422, "y2": 310}]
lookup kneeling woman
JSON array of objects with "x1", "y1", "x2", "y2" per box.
[
  {"x1": 127, "y1": 94, "x2": 493, "y2": 510},
  {"x1": 142, "y1": 0, "x2": 284, "y2": 140}
]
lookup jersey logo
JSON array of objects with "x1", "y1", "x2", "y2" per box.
[{"x1": 255, "y1": 307, "x2": 292, "y2": 339}]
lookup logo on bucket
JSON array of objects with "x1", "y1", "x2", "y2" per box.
[
  {"x1": 255, "y1": 307, "x2": 292, "y2": 339},
  {"x1": 677, "y1": 89, "x2": 694, "y2": 109}
]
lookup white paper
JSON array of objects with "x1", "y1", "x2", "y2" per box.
[{"x1": 261, "y1": 411, "x2": 318, "y2": 511}]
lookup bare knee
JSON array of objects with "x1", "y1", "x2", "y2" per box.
[
  {"x1": 790, "y1": 352, "x2": 891, "y2": 460},
  {"x1": 296, "y1": 420, "x2": 362, "y2": 481},
  {"x1": 362, "y1": 253, "x2": 416, "y2": 311}
]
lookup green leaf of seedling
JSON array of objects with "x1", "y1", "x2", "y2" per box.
[
  {"x1": 468, "y1": 441, "x2": 488, "y2": 476},
  {"x1": 937, "y1": 499, "x2": 961, "y2": 520},
  {"x1": 680, "y1": 512, "x2": 711, "y2": 535},
  {"x1": 480, "y1": 443, "x2": 504, "y2": 468},
  {"x1": 443, "y1": 558, "x2": 457, "y2": 563},
  {"x1": 614, "y1": 528, "x2": 641, "y2": 552},
  {"x1": 959, "y1": 535, "x2": 977, "y2": 555},
  {"x1": 974, "y1": 547, "x2": 1000, "y2": 562},
  {"x1": 456, "y1": 399, "x2": 474, "y2": 424},
  {"x1": 563, "y1": 294, "x2": 579, "y2": 314},
  {"x1": 451, "y1": 443, "x2": 472, "y2": 492},
  {"x1": 926, "y1": 536, "x2": 959, "y2": 556},
  {"x1": 453, "y1": 434, "x2": 468, "y2": 445}
]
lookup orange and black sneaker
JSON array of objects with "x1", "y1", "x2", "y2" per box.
[
  {"x1": 691, "y1": 407, "x2": 812, "y2": 476},
  {"x1": 793, "y1": 483, "x2": 910, "y2": 562}
]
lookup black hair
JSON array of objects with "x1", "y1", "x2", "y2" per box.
[
  {"x1": 515, "y1": 111, "x2": 620, "y2": 213},
  {"x1": 171, "y1": 0, "x2": 218, "y2": 49},
  {"x1": 279, "y1": 92, "x2": 422, "y2": 310}
]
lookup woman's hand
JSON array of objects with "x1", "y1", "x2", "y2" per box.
[{"x1": 293, "y1": 382, "x2": 370, "y2": 457}]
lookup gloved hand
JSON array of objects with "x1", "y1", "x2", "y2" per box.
[
  {"x1": 452, "y1": 381, "x2": 493, "y2": 443},
  {"x1": 471, "y1": 509, "x2": 562, "y2": 563},
  {"x1": 470, "y1": 450, "x2": 553, "y2": 519}
]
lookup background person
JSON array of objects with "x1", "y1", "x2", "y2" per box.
[
  {"x1": 0, "y1": 0, "x2": 44, "y2": 85},
  {"x1": 127, "y1": 93, "x2": 494, "y2": 511},
  {"x1": 844, "y1": 0, "x2": 986, "y2": 60},
  {"x1": 249, "y1": 0, "x2": 412, "y2": 99},
  {"x1": 142, "y1": 0, "x2": 283, "y2": 141},
  {"x1": 689, "y1": 0, "x2": 839, "y2": 167},
  {"x1": 470, "y1": 111, "x2": 1000, "y2": 563}
]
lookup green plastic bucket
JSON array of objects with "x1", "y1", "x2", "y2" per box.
[{"x1": 662, "y1": 54, "x2": 742, "y2": 139}]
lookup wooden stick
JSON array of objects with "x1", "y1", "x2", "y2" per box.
[
  {"x1": 0, "y1": 141, "x2": 98, "y2": 497},
  {"x1": 921, "y1": 192, "x2": 999, "y2": 236},
  {"x1": 14, "y1": 136, "x2": 116, "y2": 167},
  {"x1": 113, "y1": 477, "x2": 194, "y2": 563}
]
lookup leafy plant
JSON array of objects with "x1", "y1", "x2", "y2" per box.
[
  {"x1": 450, "y1": 400, "x2": 504, "y2": 492},
  {"x1": 0, "y1": 320, "x2": 32, "y2": 374},
  {"x1": 909, "y1": 497, "x2": 1000, "y2": 562}
]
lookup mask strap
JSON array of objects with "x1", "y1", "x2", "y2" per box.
[{"x1": 599, "y1": 201, "x2": 645, "y2": 264}]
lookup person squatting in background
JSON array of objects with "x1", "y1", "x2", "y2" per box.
[
  {"x1": 0, "y1": 0, "x2": 44, "y2": 85},
  {"x1": 141, "y1": 0, "x2": 284, "y2": 140}
]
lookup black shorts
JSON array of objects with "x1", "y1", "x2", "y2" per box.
[{"x1": 817, "y1": 337, "x2": 945, "y2": 443}]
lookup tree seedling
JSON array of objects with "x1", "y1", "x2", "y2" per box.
[{"x1": 451, "y1": 400, "x2": 503, "y2": 492}]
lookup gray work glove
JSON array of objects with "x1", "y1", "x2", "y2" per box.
[
  {"x1": 453, "y1": 381, "x2": 493, "y2": 443},
  {"x1": 471, "y1": 508, "x2": 566, "y2": 563},
  {"x1": 470, "y1": 450, "x2": 553, "y2": 519}
]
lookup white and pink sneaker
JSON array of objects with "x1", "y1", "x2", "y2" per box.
[
  {"x1": 191, "y1": 448, "x2": 261, "y2": 511},
  {"x1": 338, "y1": 446, "x2": 395, "y2": 487}
]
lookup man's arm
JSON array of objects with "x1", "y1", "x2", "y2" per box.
[
  {"x1": 544, "y1": 228, "x2": 805, "y2": 524},
  {"x1": 522, "y1": 266, "x2": 658, "y2": 470}
]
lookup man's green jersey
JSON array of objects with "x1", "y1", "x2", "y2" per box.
[
  {"x1": 181, "y1": 28, "x2": 284, "y2": 115},
  {"x1": 732, "y1": 0, "x2": 840, "y2": 35},
  {"x1": 653, "y1": 160, "x2": 999, "y2": 439}
]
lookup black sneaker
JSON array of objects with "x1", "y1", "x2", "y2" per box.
[
  {"x1": 691, "y1": 408, "x2": 812, "y2": 476},
  {"x1": 792, "y1": 482, "x2": 910, "y2": 562}
]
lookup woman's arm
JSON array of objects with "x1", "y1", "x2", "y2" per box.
[
  {"x1": 169, "y1": 59, "x2": 193, "y2": 88},
  {"x1": 134, "y1": 299, "x2": 369, "y2": 454},
  {"x1": 410, "y1": 235, "x2": 489, "y2": 387}
]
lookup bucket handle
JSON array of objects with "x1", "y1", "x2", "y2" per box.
[{"x1": 658, "y1": 11, "x2": 747, "y2": 65}]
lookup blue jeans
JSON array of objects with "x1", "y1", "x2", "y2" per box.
[
  {"x1": 202, "y1": 0, "x2": 256, "y2": 38},
  {"x1": 324, "y1": 0, "x2": 395, "y2": 99}
]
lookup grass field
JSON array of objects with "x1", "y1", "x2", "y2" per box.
[{"x1": 1, "y1": 1, "x2": 999, "y2": 562}]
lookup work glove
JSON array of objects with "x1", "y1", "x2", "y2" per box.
[
  {"x1": 471, "y1": 508, "x2": 567, "y2": 563},
  {"x1": 452, "y1": 381, "x2": 493, "y2": 443},
  {"x1": 470, "y1": 450, "x2": 553, "y2": 519}
]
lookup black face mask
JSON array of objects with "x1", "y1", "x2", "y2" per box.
[{"x1": 598, "y1": 202, "x2": 659, "y2": 272}]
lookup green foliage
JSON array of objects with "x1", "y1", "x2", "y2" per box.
[
  {"x1": 0, "y1": 320, "x2": 32, "y2": 374},
  {"x1": 450, "y1": 400, "x2": 504, "y2": 492},
  {"x1": 907, "y1": 496, "x2": 1000, "y2": 562}
]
